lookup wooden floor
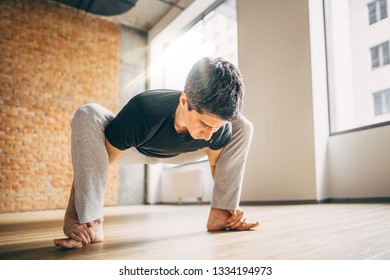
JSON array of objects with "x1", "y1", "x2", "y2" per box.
[{"x1": 0, "y1": 203, "x2": 389, "y2": 260}]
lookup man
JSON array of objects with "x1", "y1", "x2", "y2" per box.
[{"x1": 54, "y1": 57, "x2": 259, "y2": 249}]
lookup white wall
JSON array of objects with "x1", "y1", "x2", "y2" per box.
[
  {"x1": 328, "y1": 125, "x2": 390, "y2": 199},
  {"x1": 309, "y1": 0, "x2": 331, "y2": 201},
  {"x1": 118, "y1": 26, "x2": 147, "y2": 205},
  {"x1": 159, "y1": 161, "x2": 213, "y2": 203},
  {"x1": 323, "y1": 0, "x2": 390, "y2": 199},
  {"x1": 237, "y1": 0, "x2": 317, "y2": 202},
  {"x1": 237, "y1": 0, "x2": 390, "y2": 201},
  {"x1": 145, "y1": 0, "x2": 390, "y2": 204}
]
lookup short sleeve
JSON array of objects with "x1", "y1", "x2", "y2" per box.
[
  {"x1": 104, "y1": 101, "x2": 149, "y2": 150},
  {"x1": 209, "y1": 122, "x2": 232, "y2": 150}
]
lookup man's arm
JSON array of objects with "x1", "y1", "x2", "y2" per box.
[
  {"x1": 206, "y1": 148, "x2": 223, "y2": 179},
  {"x1": 206, "y1": 147, "x2": 260, "y2": 231},
  {"x1": 105, "y1": 138, "x2": 123, "y2": 164}
]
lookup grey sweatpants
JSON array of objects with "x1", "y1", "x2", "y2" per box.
[{"x1": 71, "y1": 103, "x2": 253, "y2": 223}]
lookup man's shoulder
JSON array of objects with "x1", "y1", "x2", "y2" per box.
[
  {"x1": 208, "y1": 122, "x2": 232, "y2": 150},
  {"x1": 129, "y1": 89, "x2": 181, "y2": 122},
  {"x1": 132, "y1": 89, "x2": 181, "y2": 107}
]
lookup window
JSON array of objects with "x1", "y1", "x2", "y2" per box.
[
  {"x1": 368, "y1": 0, "x2": 388, "y2": 25},
  {"x1": 370, "y1": 41, "x2": 390, "y2": 68},
  {"x1": 373, "y1": 88, "x2": 390, "y2": 115},
  {"x1": 324, "y1": 0, "x2": 390, "y2": 133},
  {"x1": 160, "y1": 0, "x2": 238, "y2": 90},
  {"x1": 149, "y1": 0, "x2": 237, "y2": 166}
]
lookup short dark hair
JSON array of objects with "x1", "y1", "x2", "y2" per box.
[{"x1": 184, "y1": 57, "x2": 244, "y2": 121}]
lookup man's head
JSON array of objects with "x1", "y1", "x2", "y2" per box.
[{"x1": 184, "y1": 57, "x2": 245, "y2": 122}]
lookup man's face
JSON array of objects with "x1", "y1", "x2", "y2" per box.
[{"x1": 180, "y1": 94, "x2": 227, "y2": 141}]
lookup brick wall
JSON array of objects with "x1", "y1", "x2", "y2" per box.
[{"x1": 0, "y1": 0, "x2": 120, "y2": 212}]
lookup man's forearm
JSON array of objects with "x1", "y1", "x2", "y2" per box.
[
  {"x1": 210, "y1": 165, "x2": 216, "y2": 179},
  {"x1": 105, "y1": 138, "x2": 123, "y2": 164}
]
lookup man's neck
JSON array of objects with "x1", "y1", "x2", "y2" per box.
[{"x1": 174, "y1": 104, "x2": 188, "y2": 135}]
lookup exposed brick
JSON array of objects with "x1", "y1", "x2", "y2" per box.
[{"x1": 0, "y1": 0, "x2": 120, "y2": 213}]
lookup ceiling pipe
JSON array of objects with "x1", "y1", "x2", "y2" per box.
[
  {"x1": 54, "y1": 0, "x2": 138, "y2": 16},
  {"x1": 158, "y1": 0, "x2": 185, "y2": 11}
]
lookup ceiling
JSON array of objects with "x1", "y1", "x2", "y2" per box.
[
  {"x1": 55, "y1": 0, "x2": 195, "y2": 33},
  {"x1": 108, "y1": 0, "x2": 194, "y2": 32},
  {"x1": 54, "y1": 0, "x2": 138, "y2": 16}
]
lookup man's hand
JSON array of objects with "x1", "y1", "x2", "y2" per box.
[
  {"x1": 226, "y1": 208, "x2": 260, "y2": 230},
  {"x1": 55, "y1": 218, "x2": 104, "y2": 249},
  {"x1": 207, "y1": 207, "x2": 260, "y2": 231},
  {"x1": 63, "y1": 222, "x2": 95, "y2": 245}
]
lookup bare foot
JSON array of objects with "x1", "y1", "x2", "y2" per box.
[
  {"x1": 207, "y1": 207, "x2": 260, "y2": 231},
  {"x1": 54, "y1": 218, "x2": 104, "y2": 248},
  {"x1": 54, "y1": 237, "x2": 84, "y2": 249},
  {"x1": 54, "y1": 184, "x2": 104, "y2": 249}
]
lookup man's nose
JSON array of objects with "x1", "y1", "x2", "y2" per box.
[{"x1": 202, "y1": 128, "x2": 214, "y2": 141}]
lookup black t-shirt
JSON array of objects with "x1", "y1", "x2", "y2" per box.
[{"x1": 104, "y1": 89, "x2": 232, "y2": 158}]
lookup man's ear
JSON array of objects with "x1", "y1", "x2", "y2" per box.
[{"x1": 180, "y1": 92, "x2": 188, "y2": 107}]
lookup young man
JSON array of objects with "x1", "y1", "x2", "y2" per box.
[{"x1": 54, "y1": 57, "x2": 259, "y2": 249}]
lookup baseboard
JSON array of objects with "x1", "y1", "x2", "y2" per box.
[
  {"x1": 240, "y1": 200, "x2": 318, "y2": 206},
  {"x1": 241, "y1": 197, "x2": 390, "y2": 206},
  {"x1": 319, "y1": 197, "x2": 390, "y2": 204},
  {"x1": 150, "y1": 197, "x2": 390, "y2": 206}
]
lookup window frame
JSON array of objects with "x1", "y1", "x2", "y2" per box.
[
  {"x1": 159, "y1": 0, "x2": 237, "y2": 90},
  {"x1": 323, "y1": 0, "x2": 390, "y2": 136},
  {"x1": 373, "y1": 88, "x2": 390, "y2": 116},
  {"x1": 368, "y1": 0, "x2": 388, "y2": 25},
  {"x1": 370, "y1": 41, "x2": 390, "y2": 69}
]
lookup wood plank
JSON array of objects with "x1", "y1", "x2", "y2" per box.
[{"x1": 0, "y1": 204, "x2": 389, "y2": 260}]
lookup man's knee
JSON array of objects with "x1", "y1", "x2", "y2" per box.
[{"x1": 71, "y1": 103, "x2": 113, "y2": 129}]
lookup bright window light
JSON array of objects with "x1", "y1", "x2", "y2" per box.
[
  {"x1": 161, "y1": 0, "x2": 238, "y2": 90},
  {"x1": 324, "y1": 0, "x2": 390, "y2": 133}
]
